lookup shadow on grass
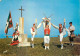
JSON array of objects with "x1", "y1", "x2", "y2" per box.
[
  {"x1": 55, "y1": 44, "x2": 66, "y2": 48},
  {"x1": 56, "y1": 45, "x2": 61, "y2": 48},
  {"x1": 41, "y1": 42, "x2": 45, "y2": 48},
  {"x1": 64, "y1": 43, "x2": 70, "y2": 45}
]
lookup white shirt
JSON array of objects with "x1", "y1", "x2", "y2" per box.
[
  {"x1": 69, "y1": 25, "x2": 75, "y2": 31},
  {"x1": 30, "y1": 23, "x2": 42, "y2": 35}
]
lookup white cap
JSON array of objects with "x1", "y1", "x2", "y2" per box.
[
  {"x1": 48, "y1": 18, "x2": 51, "y2": 20},
  {"x1": 42, "y1": 17, "x2": 45, "y2": 20}
]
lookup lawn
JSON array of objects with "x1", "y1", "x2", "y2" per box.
[{"x1": 0, "y1": 37, "x2": 79, "y2": 56}]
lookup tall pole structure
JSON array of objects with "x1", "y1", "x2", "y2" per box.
[
  {"x1": 19, "y1": 6, "x2": 24, "y2": 17},
  {"x1": 18, "y1": 6, "x2": 24, "y2": 34}
]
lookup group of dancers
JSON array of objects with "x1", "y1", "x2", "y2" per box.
[
  {"x1": 11, "y1": 17, "x2": 75, "y2": 49},
  {"x1": 30, "y1": 17, "x2": 75, "y2": 50}
]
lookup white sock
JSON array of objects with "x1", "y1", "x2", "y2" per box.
[
  {"x1": 45, "y1": 46, "x2": 46, "y2": 50},
  {"x1": 48, "y1": 46, "x2": 49, "y2": 49},
  {"x1": 61, "y1": 44, "x2": 63, "y2": 47},
  {"x1": 32, "y1": 44, "x2": 34, "y2": 48},
  {"x1": 72, "y1": 43, "x2": 73, "y2": 46},
  {"x1": 61, "y1": 44, "x2": 63, "y2": 49}
]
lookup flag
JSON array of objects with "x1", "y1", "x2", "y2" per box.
[{"x1": 5, "y1": 11, "x2": 13, "y2": 34}]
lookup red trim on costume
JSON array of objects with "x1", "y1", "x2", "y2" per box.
[
  {"x1": 12, "y1": 31, "x2": 19, "y2": 36},
  {"x1": 10, "y1": 40, "x2": 19, "y2": 46},
  {"x1": 59, "y1": 24, "x2": 63, "y2": 33},
  {"x1": 59, "y1": 27, "x2": 63, "y2": 33},
  {"x1": 32, "y1": 27, "x2": 35, "y2": 32}
]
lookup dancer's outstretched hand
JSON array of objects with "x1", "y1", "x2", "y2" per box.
[{"x1": 41, "y1": 21, "x2": 43, "y2": 23}]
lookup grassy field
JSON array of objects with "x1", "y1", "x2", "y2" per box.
[{"x1": 0, "y1": 37, "x2": 79, "y2": 56}]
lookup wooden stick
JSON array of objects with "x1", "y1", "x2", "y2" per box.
[
  {"x1": 5, "y1": 35, "x2": 12, "y2": 36},
  {"x1": 63, "y1": 42, "x2": 80, "y2": 45}
]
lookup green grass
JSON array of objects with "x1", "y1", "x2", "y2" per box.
[{"x1": 0, "y1": 37, "x2": 77, "y2": 56}]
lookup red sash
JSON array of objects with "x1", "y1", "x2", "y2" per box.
[
  {"x1": 59, "y1": 27, "x2": 63, "y2": 33},
  {"x1": 32, "y1": 27, "x2": 35, "y2": 32}
]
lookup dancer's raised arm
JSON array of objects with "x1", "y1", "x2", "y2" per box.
[
  {"x1": 51, "y1": 23, "x2": 59, "y2": 29},
  {"x1": 37, "y1": 21, "x2": 43, "y2": 29}
]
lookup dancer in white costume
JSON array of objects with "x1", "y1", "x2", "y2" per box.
[
  {"x1": 44, "y1": 25, "x2": 50, "y2": 50},
  {"x1": 42, "y1": 17, "x2": 51, "y2": 50},
  {"x1": 51, "y1": 19, "x2": 70, "y2": 49},
  {"x1": 36, "y1": 17, "x2": 51, "y2": 50},
  {"x1": 30, "y1": 23, "x2": 42, "y2": 48}
]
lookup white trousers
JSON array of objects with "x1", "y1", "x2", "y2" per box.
[
  {"x1": 60, "y1": 32, "x2": 63, "y2": 42},
  {"x1": 31, "y1": 32, "x2": 35, "y2": 41},
  {"x1": 44, "y1": 36, "x2": 50, "y2": 44}
]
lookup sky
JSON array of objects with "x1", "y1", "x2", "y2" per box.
[{"x1": 0, "y1": 0, "x2": 80, "y2": 38}]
